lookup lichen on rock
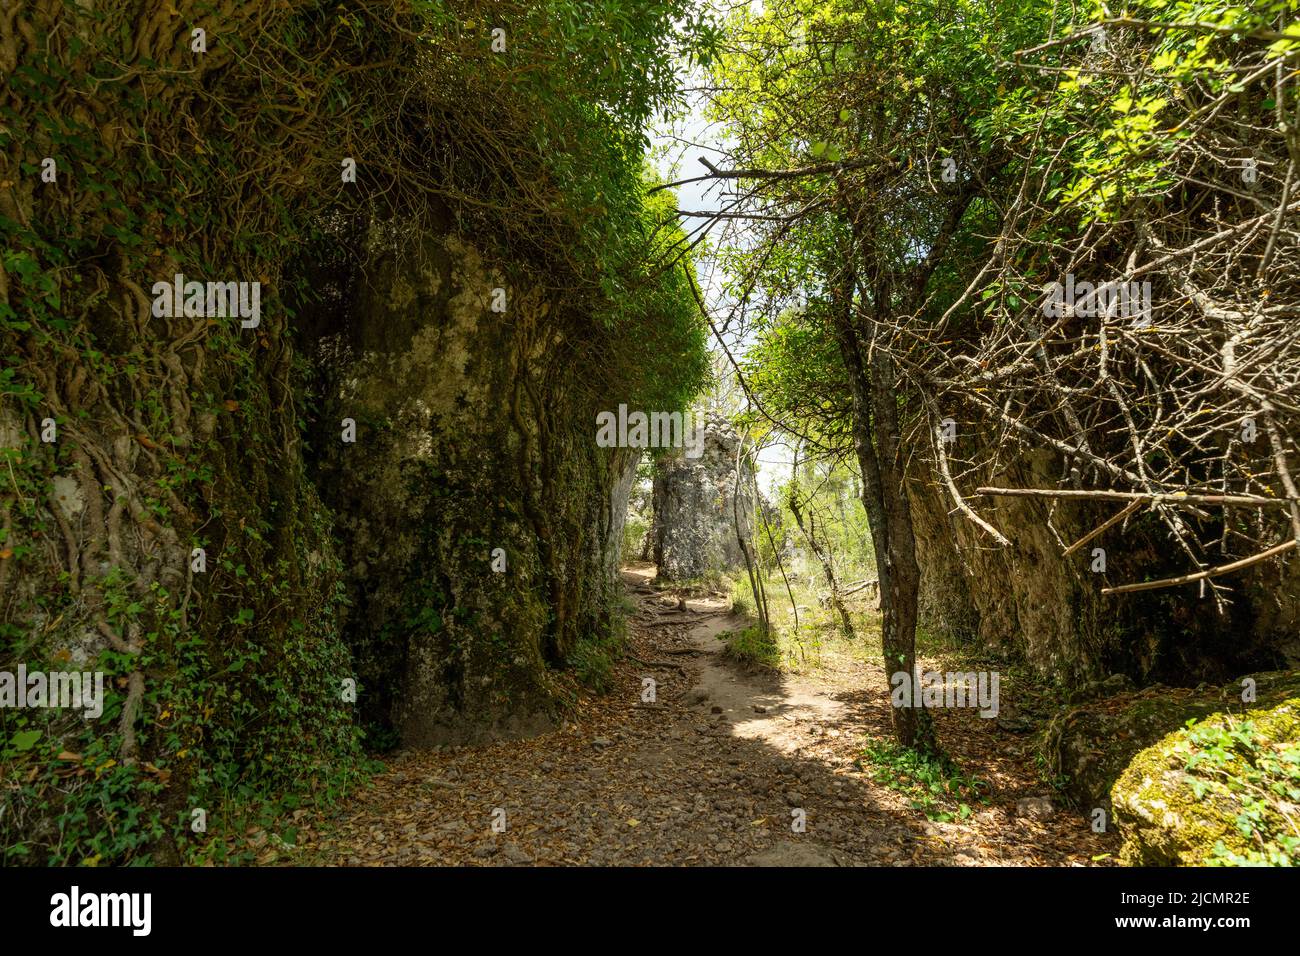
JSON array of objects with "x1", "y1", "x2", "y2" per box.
[
  {"x1": 650, "y1": 413, "x2": 754, "y2": 582},
  {"x1": 1043, "y1": 670, "x2": 1300, "y2": 813},
  {"x1": 301, "y1": 227, "x2": 647, "y2": 747},
  {"x1": 1112, "y1": 689, "x2": 1300, "y2": 866}
]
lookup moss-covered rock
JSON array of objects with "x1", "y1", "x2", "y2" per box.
[
  {"x1": 0, "y1": 0, "x2": 709, "y2": 863},
  {"x1": 301, "y1": 228, "x2": 649, "y2": 746},
  {"x1": 1042, "y1": 670, "x2": 1300, "y2": 811},
  {"x1": 1112, "y1": 693, "x2": 1300, "y2": 866}
]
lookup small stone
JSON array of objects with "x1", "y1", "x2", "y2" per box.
[
  {"x1": 753, "y1": 705, "x2": 768, "y2": 714},
  {"x1": 1016, "y1": 796, "x2": 1055, "y2": 820},
  {"x1": 502, "y1": 843, "x2": 533, "y2": 864},
  {"x1": 591, "y1": 737, "x2": 614, "y2": 750},
  {"x1": 473, "y1": 842, "x2": 499, "y2": 858},
  {"x1": 786, "y1": 791, "x2": 804, "y2": 807},
  {"x1": 711, "y1": 705, "x2": 724, "y2": 714}
]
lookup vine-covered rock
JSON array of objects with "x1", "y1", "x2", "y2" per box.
[{"x1": 0, "y1": 0, "x2": 712, "y2": 864}]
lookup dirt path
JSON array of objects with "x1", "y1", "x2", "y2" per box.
[{"x1": 294, "y1": 567, "x2": 1118, "y2": 866}]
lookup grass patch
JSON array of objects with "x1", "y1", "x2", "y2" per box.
[
  {"x1": 723, "y1": 622, "x2": 781, "y2": 668},
  {"x1": 725, "y1": 570, "x2": 882, "y2": 672},
  {"x1": 568, "y1": 634, "x2": 620, "y2": 694}
]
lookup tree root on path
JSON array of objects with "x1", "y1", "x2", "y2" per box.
[{"x1": 625, "y1": 653, "x2": 689, "y2": 675}]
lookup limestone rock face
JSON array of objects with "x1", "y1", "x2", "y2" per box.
[
  {"x1": 906, "y1": 443, "x2": 1299, "y2": 687},
  {"x1": 604, "y1": 450, "x2": 642, "y2": 579},
  {"x1": 1112, "y1": 687, "x2": 1300, "y2": 866},
  {"x1": 303, "y1": 225, "x2": 637, "y2": 746},
  {"x1": 650, "y1": 415, "x2": 754, "y2": 581}
]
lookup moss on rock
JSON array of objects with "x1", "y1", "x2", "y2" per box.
[
  {"x1": 1042, "y1": 670, "x2": 1300, "y2": 811},
  {"x1": 1112, "y1": 690, "x2": 1300, "y2": 866}
]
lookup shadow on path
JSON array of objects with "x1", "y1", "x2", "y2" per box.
[{"x1": 295, "y1": 565, "x2": 1119, "y2": 866}]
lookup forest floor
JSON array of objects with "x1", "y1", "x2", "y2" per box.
[{"x1": 291, "y1": 565, "x2": 1120, "y2": 866}]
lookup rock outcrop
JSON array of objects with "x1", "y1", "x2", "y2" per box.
[
  {"x1": 907, "y1": 444, "x2": 1300, "y2": 687},
  {"x1": 1112, "y1": 690, "x2": 1300, "y2": 866},
  {"x1": 1042, "y1": 670, "x2": 1300, "y2": 812},
  {"x1": 302, "y1": 224, "x2": 642, "y2": 746},
  {"x1": 650, "y1": 414, "x2": 754, "y2": 581}
]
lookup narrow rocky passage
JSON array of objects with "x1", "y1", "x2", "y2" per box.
[{"x1": 296, "y1": 568, "x2": 1118, "y2": 866}]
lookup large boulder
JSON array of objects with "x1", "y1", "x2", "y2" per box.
[
  {"x1": 650, "y1": 414, "x2": 754, "y2": 581},
  {"x1": 1112, "y1": 693, "x2": 1300, "y2": 866},
  {"x1": 1043, "y1": 670, "x2": 1300, "y2": 812}
]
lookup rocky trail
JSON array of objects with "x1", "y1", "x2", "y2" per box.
[{"x1": 294, "y1": 567, "x2": 1119, "y2": 866}]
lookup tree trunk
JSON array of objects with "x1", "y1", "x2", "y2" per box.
[
  {"x1": 829, "y1": 267, "x2": 935, "y2": 752},
  {"x1": 787, "y1": 475, "x2": 854, "y2": 640}
]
